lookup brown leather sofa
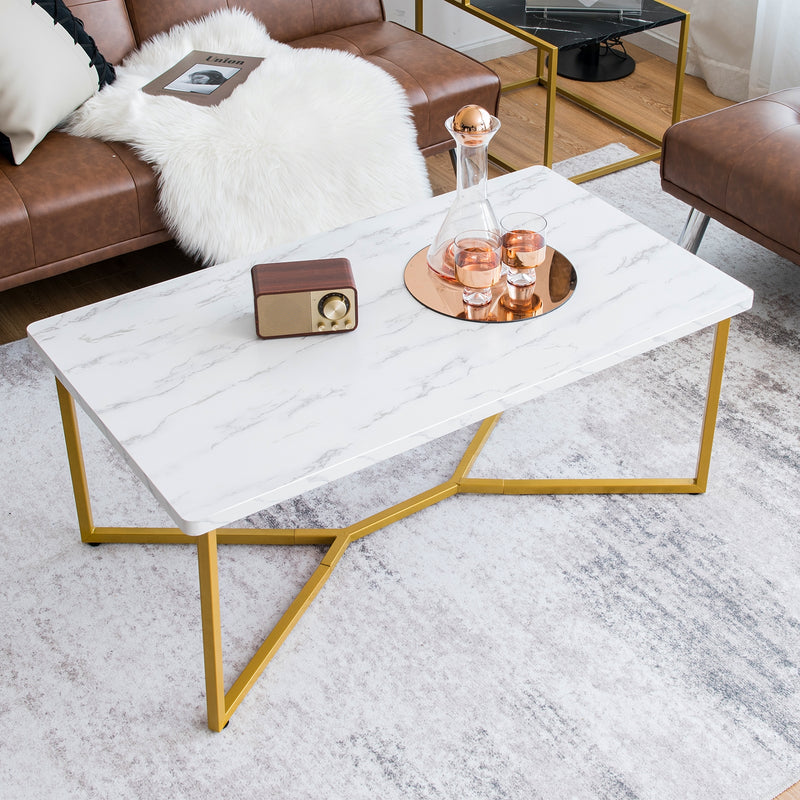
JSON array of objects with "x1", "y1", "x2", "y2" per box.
[
  {"x1": 0, "y1": 0, "x2": 500, "y2": 291},
  {"x1": 660, "y1": 88, "x2": 800, "y2": 265}
]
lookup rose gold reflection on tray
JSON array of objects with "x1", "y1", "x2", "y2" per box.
[{"x1": 403, "y1": 246, "x2": 576, "y2": 323}]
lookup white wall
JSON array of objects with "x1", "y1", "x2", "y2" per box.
[{"x1": 383, "y1": 0, "x2": 533, "y2": 60}]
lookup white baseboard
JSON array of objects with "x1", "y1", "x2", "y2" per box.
[
  {"x1": 383, "y1": 0, "x2": 533, "y2": 63},
  {"x1": 627, "y1": 29, "x2": 703, "y2": 78},
  {"x1": 626, "y1": 29, "x2": 679, "y2": 64}
]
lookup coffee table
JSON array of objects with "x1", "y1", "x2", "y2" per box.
[
  {"x1": 417, "y1": 0, "x2": 689, "y2": 181},
  {"x1": 27, "y1": 166, "x2": 752, "y2": 731}
]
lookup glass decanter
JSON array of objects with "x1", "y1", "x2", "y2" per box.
[{"x1": 428, "y1": 105, "x2": 501, "y2": 281}]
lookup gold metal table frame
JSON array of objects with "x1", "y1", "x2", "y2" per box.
[
  {"x1": 416, "y1": 0, "x2": 690, "y2": 183},
  {"x1": 53, "y1": 318, "x2": 730, "y2": 731}
]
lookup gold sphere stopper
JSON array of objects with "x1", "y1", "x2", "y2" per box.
[{"x1": 452, "y1": 104, "x2": 493, "y2": 133}]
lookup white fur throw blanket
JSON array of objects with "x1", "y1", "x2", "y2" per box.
[{"x1": 65, "y1": 9, "x2": 432, "y2": 264}]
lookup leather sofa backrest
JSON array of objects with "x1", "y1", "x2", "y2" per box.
[
  {"x1": 65, "y1": 0, "x2": 136, "y2": 63},
  {"x1": 66, "y1": 0, "x2": 385, "y2": 63},
  {"x1": 234, "y1": 0, "x2": 385, "y2": 42},
  {"x1": 128, "y1": 0, "x2": 384, "y2": 50}
]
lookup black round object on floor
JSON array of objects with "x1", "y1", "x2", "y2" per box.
[{"x1": 550, "y1": 40, "x2": 635, "y2": 82}]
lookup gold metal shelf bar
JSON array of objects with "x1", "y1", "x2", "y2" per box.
[
  {"x1": 657, "y1": 1, "x2": 690, "y2": 123},
  {"x1": 501, "y1": 77, "x2": 541, "y2": 93},
  {"x1": 553, "y1": 85, "x2": 664, "y2": 146},
  {"x1": 569, "y1": 150, "x2": 661, "y2": 184},
  {"x1": 488, "y1": 152, "x2": 520, "y2": 174}
]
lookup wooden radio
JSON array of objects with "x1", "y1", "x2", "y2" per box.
[{"x1": 251, "y1": 258, "x2": 358, "y2": 339}]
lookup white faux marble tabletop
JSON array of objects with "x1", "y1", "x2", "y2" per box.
[{"x1": 28, "y1": 167, "x2": 753, "y2": 535}]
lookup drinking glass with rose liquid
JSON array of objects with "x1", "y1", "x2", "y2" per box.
[
  {"x1": 453, "y1": 230, "x2": 503, "y2": 307},
  {"x1": 501, "y1": 212, "x2": 548, "y2": 288}
]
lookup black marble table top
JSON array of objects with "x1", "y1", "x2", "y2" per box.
[{"x1": 467, "y1": 0, "x2": 686, "y2": 50}]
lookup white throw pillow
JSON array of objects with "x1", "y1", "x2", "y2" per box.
[{"x1": 0, "y1": 0, "x2": 112, "y2": 164}]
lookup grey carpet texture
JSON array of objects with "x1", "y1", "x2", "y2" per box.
[{"x1": 1, "y1": 145, "x2": 799, "y2": 799}]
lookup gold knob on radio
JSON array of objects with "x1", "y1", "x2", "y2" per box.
[{"x1": 319, "y1": 293, "x2": 349, "y2": 321}]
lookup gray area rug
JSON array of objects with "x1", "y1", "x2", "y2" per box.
[{"x1": 1, "y1": 145, "x2": 799, "y2": 799}]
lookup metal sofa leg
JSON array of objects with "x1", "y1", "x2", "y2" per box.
[{"x1": 678, "y1": 207, "x2": 710, "y2": 254}]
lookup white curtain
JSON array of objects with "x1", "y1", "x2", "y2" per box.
[
  {"x1": 675, "y1": 0, "x2": 754, "y2": 101},
  {"x1": 749, "y1": 0, "x2": 800, "y2": 97},
  {"x1": 677, "y1": 0, "x2": 799, "y2": 101}
]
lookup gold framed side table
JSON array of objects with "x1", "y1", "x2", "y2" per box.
[{"x1": 416, "y1": 0, "x2": 689, "y2": 183}]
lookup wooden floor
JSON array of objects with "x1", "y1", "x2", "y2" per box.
[{"x1": 2, "y1": 42, "x2": 799, "y2": 800}]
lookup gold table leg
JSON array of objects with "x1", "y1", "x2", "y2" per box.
[
  {"x1": 54, "y1": 317, "x2": 730, "y2": 731},
  {"x1": 197, "y1": 530, "x2": 225, "y2": 731}
]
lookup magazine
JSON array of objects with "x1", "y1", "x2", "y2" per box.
[{"x1": 142, "y1": 50, "x2": 264, "y2": 106}]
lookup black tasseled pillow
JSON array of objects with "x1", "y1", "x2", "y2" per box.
[{"x1": 0, "y1": 0, "x2": 117, "y2": 164}]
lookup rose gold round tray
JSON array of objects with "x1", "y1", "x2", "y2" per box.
[{"x1": 404, "y1": 246, "x2": 577, "y2": 323}]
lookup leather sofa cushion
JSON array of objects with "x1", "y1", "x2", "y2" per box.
[
  {"x1": 0, "y1": 170, "x2": 35, "y2": 280},
  {"x1": 65, "y1": 0, "x2": 135, "y2": 63},
  {"x1": 661, "y1": 88, "x2": 800, "y2": 262},
  {"x1": 0, "y1": 132, "x2": 157, "y2": 273}
]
